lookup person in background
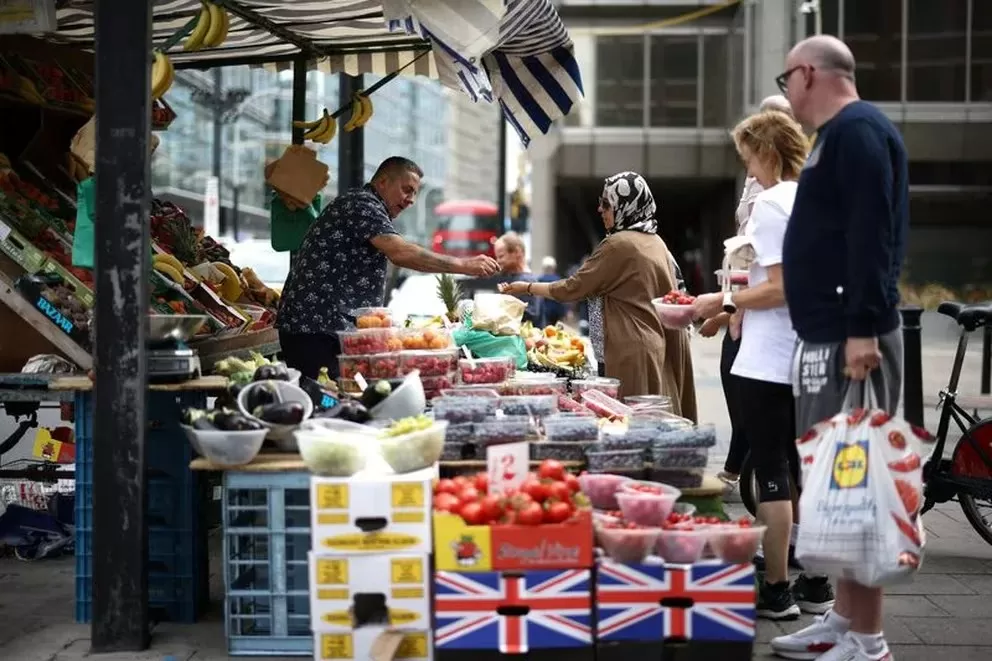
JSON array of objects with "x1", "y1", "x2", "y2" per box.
[
  {"x1": 276, "y1": 156, "x2": 499, "y2": 379},
  {"x1": 499, "y1": 171, "x2": 697, "y2": 418},
  {"x1": 538, "y1": 256, "x2": 565, "y2": 326},
  {"x1": 771, "y1": 35, "x2": 908, "y2": 661},
  {"x1": 492, "y1": 231, "x2": 539, "y2": 322},
  {"x1": 700, "y1": 93, "x2": 795, "y2": 489}
]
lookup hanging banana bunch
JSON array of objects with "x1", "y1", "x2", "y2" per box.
[
  {"x1": 184, "y1": 1, "x2": 231, "y2": 51},
  {"x1": 150, "y1": 51, "x2": 175, "y2": 100},
  {"x1": 343, "y1": 93, "x2": 374, "y2": 132},
  {"x1": 293, "y1": 109, "x2": 337, "y2": 144}
]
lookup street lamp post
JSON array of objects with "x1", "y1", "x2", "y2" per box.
[{"x1": 799, "y1": 0, "x2": 822, "y2": 36}]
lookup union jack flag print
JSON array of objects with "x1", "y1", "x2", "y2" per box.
[
  {"x1": 435, "y1": 569, "x2": 593, "y2": 653},
  {"x1": 596, "y1": 561, "x2": 756, "y2": 642}
]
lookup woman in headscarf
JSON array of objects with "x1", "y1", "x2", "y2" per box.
[{"x1": 499, "y1": 172, "x2": 697, "y2": 420}]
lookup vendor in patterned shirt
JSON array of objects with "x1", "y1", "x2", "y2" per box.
[{"x1": 276, "y1": 156, "x2": 499, "y2": 379}]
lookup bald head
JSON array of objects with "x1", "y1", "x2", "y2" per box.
[
  {"x1": 759, "y1": 94, "x2": 792, "y2": 115},
  {"x1": 790, "y1": 35, "x2": 856, "y2": 78}
]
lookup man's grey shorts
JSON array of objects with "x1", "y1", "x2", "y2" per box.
[{"x1": 792, "y1": 328, "x2": 903, "y2": 434}]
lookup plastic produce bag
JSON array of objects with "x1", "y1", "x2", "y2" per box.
[
  {"x1": 794, "y1": 388, "x2": 927, "y2": 586},
  {"x1": 71, "y1": 177, "x2": 95, "y2": 268},
  {"x1": 470, "y1": 293, "x2": 526, "y2": 336},
  {"x1": 452, "y1": 312, "x2": 528, "y2": 370}
]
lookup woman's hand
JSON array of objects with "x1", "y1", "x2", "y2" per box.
[
  {"x1": 699, "y1": 314, "x2": 728, "y2": 338},
  {"x1": 729, "y1": 311, "x2": 743, "y2": 341},
  {"x1": 692, "y1": 292, "x2": 725, "y2": 321},
  {"x1": 498, "y1": 281, "x2": 530, "y2": 295}
]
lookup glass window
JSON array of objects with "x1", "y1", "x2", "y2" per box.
[
  {"x1": 907, "y1": 0, "x2": 968, "y2": 101},
  {"x1": 844, "y1": 0, "x2": 902, "y2": 101},
  {"x1": 973, "y1": 0, "x2": 992, "y2": 101},
  {"x1": 649, "y1": 35, "x2": 698, "y2": 127},
  {"x1": 804, "y1": 0, "x2": 840, "y2": 36},
  {"x1": 702, "y1": 34, "x2": 729, "y2": 127},
  {"x1": 594, "y1": 36, "x2": 645, "y2": 127}
]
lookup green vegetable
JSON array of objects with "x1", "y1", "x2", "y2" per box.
[{"x1": 380, "y1": 414, "x2": 433, "y2": 438}]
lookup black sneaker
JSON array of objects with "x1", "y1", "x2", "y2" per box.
[
  {"x1": 753, "y1": 546, "x2": 804, "y2": 571},
  {"x1": 756, "y1": 580, "x2": 801, "y2": 621},
  {"x1": 792, "y1": 573, "x2": 836, "y2": 615}
]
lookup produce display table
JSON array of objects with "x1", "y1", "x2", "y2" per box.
[{"x1": 48, "y1": 374, "x2": 228, "y2": 392}]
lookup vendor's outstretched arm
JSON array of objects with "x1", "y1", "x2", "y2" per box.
[{"x1": 371, "y1": 234, "x2": 498, "y2": 277}]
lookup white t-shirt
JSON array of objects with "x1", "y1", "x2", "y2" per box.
[{"x1": 731, "y1": 181, "x2": 798, "y2": 385}]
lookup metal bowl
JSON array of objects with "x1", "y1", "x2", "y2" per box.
[{"x1": 147, "y1": 315, "x2": 209, "y2": 343}]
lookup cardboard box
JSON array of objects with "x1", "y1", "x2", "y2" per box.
[
  {"x1": 309, "y1": 552, "x2": 430, "y2": 631},
  {"x1": 311, "y1": 467, "x2": 433, "y2": 555},
  {"x1": 313, "y1": 627, "x2": 432, "y2": 661},
  {"x1": 595, "y1": 559, "x2": 755, "y2": 642},
  {"x1": 434, "y1": 568, "x2": 593, "y2": 652},
  {"x1": 432, "y1": 510, "x2": 593, "y2": 572}
]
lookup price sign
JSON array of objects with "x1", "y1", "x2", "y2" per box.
[{"x1": 486, "y1": 441, "x2": 529, "y2": 495}]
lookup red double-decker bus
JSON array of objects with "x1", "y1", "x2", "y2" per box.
[{"x1": 431, "y1": 199, "x2": 503, "y2": 258}]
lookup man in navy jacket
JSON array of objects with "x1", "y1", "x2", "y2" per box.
[{"x1": 771, "y1": 35, "x2": 909, "y2": 661}]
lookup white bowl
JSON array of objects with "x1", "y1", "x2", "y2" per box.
[
  {"x1": 370, "y1": 370, "x2": 426, "y2": 421},
  {"x1": 651, "y1": 299, "x2": 696, "y2": 330},
  {"x1": 180, "y1": 425, "x2": 266, "y2": 467},
  {"x1": 294, "y1": 418, "x2": 377, "y2": 477},
  {"x1": 237, "y1": 380, "x2": 315, "y2": 449},
  {"x1": 379, "y1": 420, "x2": 448, "y2": 473}
]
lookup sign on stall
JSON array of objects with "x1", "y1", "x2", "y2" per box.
[{"x1": 486, "y1": 441, "x2": 528, "y2": 495}]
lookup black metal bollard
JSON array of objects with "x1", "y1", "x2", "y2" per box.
[
  {"x1": 900, "y1": 306, "x2": 924, "y2": 427},
  {"x1": 982, "y1": 325, "x2": 991, "y2": 395}
]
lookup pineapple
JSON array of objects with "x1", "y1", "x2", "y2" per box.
[
  {"x1": 436, "y1": 274, "x2": 463, "y2": 323},
  {"x1": 168, "y1": 217, "x2": 201, "y2": 266}
]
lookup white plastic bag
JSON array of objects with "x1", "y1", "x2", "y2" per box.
[
  {"x1": 794, "y1": 389, "x2": 927, "y2": 587},
  {"x1": 470, "y1": 293, "x2": 526, "y2": 336}
]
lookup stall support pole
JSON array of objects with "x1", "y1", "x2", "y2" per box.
[
  {"x1": 900, "y1": 306, "x2": 925, "y2": 428},
  {"x1": 289, "y1": 58, "x2": 307, "y2": 268},
  {"x1": 91, "y1": 0, "x2": 152, "y2": 651},
  {"x1": 338, "y1": 74, "x2": 365, "y2": 191},
  {"x1": 212, "y1": 68, "x2": 225, "y2": 235},
  {"x1": 497, "y1": 117, "x2": 508, "y2": 229}
]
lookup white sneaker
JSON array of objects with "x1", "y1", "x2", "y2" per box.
[
  {"x1": 814, "y1": 632, "x2": 892, "y2": 661},
  {"x1": 771, "y1": 613, "x2": 845, "y2": 660}
]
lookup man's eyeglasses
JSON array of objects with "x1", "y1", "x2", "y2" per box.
[{"x1": 775, "y1": 65, "x2": 809, "y2": 94}]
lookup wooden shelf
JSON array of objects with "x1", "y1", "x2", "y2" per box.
[
  {"x1": 190, "y1": 453, "x2": 306, "y2": 472},
  {"x1": 49, "y1": 374, "x2": 228, "y2": 392}
]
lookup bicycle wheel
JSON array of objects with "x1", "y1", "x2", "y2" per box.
[
  {"x1": 739, "y1": 452, "x2": 758, "y2": 517},
  {"x1": 959, "y1": 493, "x2": 992, "y2": 546}
]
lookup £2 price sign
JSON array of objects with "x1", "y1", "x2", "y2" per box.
[{"x1": 486, "y1": 442, "x2": 529, "y2": 495}]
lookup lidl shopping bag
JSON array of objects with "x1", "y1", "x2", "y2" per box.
[{"x1": 794, "y1": 401, "x2": 929, "y2": 587}]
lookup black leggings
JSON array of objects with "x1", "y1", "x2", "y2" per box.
[
  {"x1": 278, "y1": 331, "x2": 342, "y2": 380},
  {"x1": 737, "y1": 376, "x2": 799, "y2": 503},
  {"x1": 720, "y1": 332, "x2": 749, "y2": 474}
]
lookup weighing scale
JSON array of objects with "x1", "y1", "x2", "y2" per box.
[{"x1": 146, "y1": 315, "x2": 207, "y2": 383}]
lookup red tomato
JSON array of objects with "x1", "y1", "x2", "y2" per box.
[
  {"x1": 453, "y1": 476, "x2": 470, "y2": 490},
  {"x1": 564, "y1": 473, "x2": 580, "y2": 493},
  {"x1": 538, "y1": 459, "x2": 566, "y2": 481},
  {"x1": 522, "y1": 479, "x2": 549, "y2": 503},
  {"x1": 509, "y1": 492, "x2": 534, "y2": 509},
  {"x1": 459, "y1": 502, "x2": 487, "y2": 525},
  {"x1": 434, "y1": 492, "x2": 461, "y2": 512},
  {"x1": 473, "y1": 472, "x2": 489, "y2": 493},
  {"x1": 435, "y1": 478, "x2": 458, "y2": 495},
  {"x1": 479, "y1": 495, "x2": 502, "y2": 521},
  {"x1": 548, "y1": 481, "x2": 572, "y2": 503},
  {"x1": 517, "y1": 502, "x2": 544, "y2": 526},
  {"x1": 544, "y1": 501, "x2": 572, "y2": 524},
  {"x1": 458, "y1": 486, "x2": 480, "y2": 504}
]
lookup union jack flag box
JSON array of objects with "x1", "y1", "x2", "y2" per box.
[
  {"x1": 595, "y1": 560, "x2": 756, "y2": 642},
  {"x1": 434, "y1": 569, "x2": 594, "y2": 654}
]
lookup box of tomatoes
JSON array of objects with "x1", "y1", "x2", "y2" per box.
[{"x1": 432, "y1": 463, "x2": 594, "y2": 572}]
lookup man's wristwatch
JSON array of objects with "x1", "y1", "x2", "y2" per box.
[{"x1": 722, "y1": 291, "x2": 737, "y2": 314}]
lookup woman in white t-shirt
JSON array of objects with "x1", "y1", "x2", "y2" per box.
[{"x1": 692, "y1": 110, "x2": 811, "y2": 621}]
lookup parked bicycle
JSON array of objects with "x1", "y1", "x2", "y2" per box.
[{"x1": 737, "y1": 301, "x2": 992, "y2": 545}]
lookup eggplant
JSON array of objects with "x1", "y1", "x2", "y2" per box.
[
  {"x1": 318, "y1": 399, "x2": 370, "y2": 424},
  {"x1": 253, "y1": 363, "x2": 289, "y2": 382},
  {"x1": 360, "y1": 379, "x2": 393, "y2": 410},
  {"x1": 245, "y1": 382, "x2": 280, "y2": 411},
  {"x1": 192, "y1": 416, "x2": 218, "y2": 430},
  {"x1": 253, "y1": 401, "x2": 306, "y2": 426},
  {"x1": 181, "y1": 407, "x2": 208, "y2": 426},
  {"x1": 214, "y1": 410, "x2": 264, "y2": 431}
]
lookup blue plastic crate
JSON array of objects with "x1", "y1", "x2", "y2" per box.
[
  {"x1": 223, "y1": 471, "x2": 313, "y2": 657},
  {"x1": 74, "y1": 391, "x2": 206, "y2": 624}
]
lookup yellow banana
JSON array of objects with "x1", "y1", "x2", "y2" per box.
[
  {"x1": 150, "y1": 51, "x2": 167, "y2": 99},
  {"x1": 154, "y1": 253, "x2": 185, "y2": 273},
  {"x1": 153, "y1": 262, "x2": 184, "y2": 284},
  {"x1": 18, "y1": 77, "x2": 45, "y2": 104},
  {"x1": 184, "y1": 2, "x2": 212, "y2": 51},
  {"x1": 343, "y1": 96, "x2": 365, "y2": 132},
  {"x1": 202, "y1": 3, "x2": 225, "y2": 48},
  {"x1": 292, "y1": 116, "x2": 325, "y2": 130},
  {"x1": 310, "y1": 109, "x2": 337, "y2": 144},
  {"x1": 216, "y1": 7, "x2": 230, "y2": 44},
  {"x1": 355, "y1": 93, "x2": 374, "y2": 128}
]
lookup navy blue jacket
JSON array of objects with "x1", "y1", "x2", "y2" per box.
[{"x1": 783, "y1": 101, "x2": 909, "y2": 343}]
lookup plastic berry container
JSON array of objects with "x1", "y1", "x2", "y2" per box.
[
  {"x1": 571, "y1": 377, "x2": 620, "y2": 401},
  {"x1": 432, "y1": 396, "x2": 496, "y2": 423},
  {"x1": 475, "y1": 416, "x2": 529, "y2": 446},
  {"x1": 543, "y1": 415, "x2": 600, "y2": 442},
  {"x1": 577, "y1": 473, "x2": 630, "y2": 510},
  {"x1": 399, "y1": 327, "x2": 452, "y2": 350},
  {"x1": 338, "y1": 378, "x2": 361, "y2": 394},
  {"x1": 655, "y1": 528, "x2": 711, "y2": 564},
  {"x1": 586, "y1": 449, "x2": 643, "y2": 472},
  {"x1": 441, "y1": 385, "x2": 502, "y2": 399},
  {"x1": 707, "y1": 525, "x2": 767, "y2": 564},
  {"x1": 581, "y1": 390, "x2": 634, "y2": 420},
  {"x1": 502, "y1": 378, "x2": 568, "y2": 396},
  {"x1": 499, "y1": 395, "x2": 558, "y2": 417},
  {"x1": 338, "y1": 328, "x2": 401, "y2": 355},
  {"x1": 399, "y1": 349, "x2": 459, "y2": 376},
  {"x1": 458, "y1": 356, "x2": 514, "y2": 385},
  {"x1": 352, "y1": 307, "x2": 394, "y2": 328},
  {"x1": 422, "y1": 372, "x2": 456, "y2": 400},
  {"x1": 616, "y1": 488, "x2": 679, "y2": 526},
  {"x1": 596, "y1": 524, "x2": 661, "y2": 564},
  {"x1": 651, "y1": 448, "x2": 709, "y2": 469}
]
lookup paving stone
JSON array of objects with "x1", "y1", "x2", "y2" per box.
[
  {"x1": 896, "y1": 617, "x2": 992, "y2": 646},
  {"x1": 926, "y1": 595, "x2": 992, "y2": 618},
  {"x1": 919, "y1": 554, "x2": 992, "y2": 574},
  {"x1": 951, "y1": 574, "x2": 992, "y2": 594},
  {"x1": 881, "y1": 595, "x2": 949, "y2": 617},
  {"x1": 884, "y1": 573, "x2": 976, "y2": 595},
  {"x1": 755, "y1": 619, "x2": 783, "y2": 642},
  {"x1": 888, "y1": 647, "x2": 992, "y2": 661},
  {"x1": 881, "y1": 615, "x2": 923, "y2": 644}
]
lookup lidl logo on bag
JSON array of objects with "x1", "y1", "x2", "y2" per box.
[{"x1": 830, "y1": 441, "x2": 868, "y2": 489}]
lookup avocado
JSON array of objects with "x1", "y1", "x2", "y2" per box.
[
  {"x1": 253, "y1": 401, "x2": 306, "y2": 426},
  {"x1": 245, "y1": 382, "x2": 280, "y2": 411}
]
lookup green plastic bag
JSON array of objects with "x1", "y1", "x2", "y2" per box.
[
  {"x1": 270, "y1": 191, "x2": 322, "y2": 253},
  {"x1": 72, "y1": 177, "x2": 95, "y2": 268},
  {"x1": 452, "y1": 312, "x2": 528, "y2": 370}
]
